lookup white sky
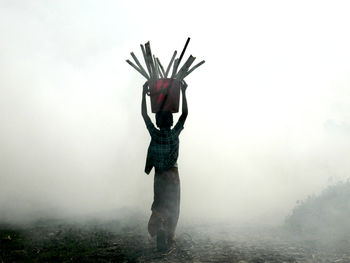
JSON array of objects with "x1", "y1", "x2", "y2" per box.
[{"x1": 1, "y1": 0, "x2": 350, "y2": 224}]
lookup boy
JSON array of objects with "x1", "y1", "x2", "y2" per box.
[{"x1": 141, "y1": 80, "x2": 188, "y2": 251}]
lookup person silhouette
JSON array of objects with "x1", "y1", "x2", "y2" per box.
[{"x1": 141, "y1": 80, "x2": 188, "y2": 251}]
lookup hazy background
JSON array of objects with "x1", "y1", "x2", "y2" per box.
[{"x1": 1, "y1": 0, "x2": 350, "y2": 225}]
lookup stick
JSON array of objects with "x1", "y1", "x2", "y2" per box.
[
  {"x1": 178, "y1": 37, "x2": 191, "y2": 69},
  {"x1": 157, "y1": 63, "x2": 164, "y2": 78},
  {"x1": 176, "y1": 55, "x2": 194, "y2": 79},
  {"x1": 153, "y1": 55, "x2": 159, "y2": 79},
  {"x1": 126, "y1": 59, "x2": 149, "y2": 79},
  {"x1": 175, "y1": 55, "x2": 196, "y2": 80},
  {"x1": 156, "y1": 58, "x2": 166, "y2": 78},
  {"x1": 171, "y1": 58, "x2": 179, "y2": 78},
  {"x1": 145, "y1": 42, "x2": 155, "y2": 79},
  {"x1": 182, "y1": 60, "x2": 206, "y2": 79},
  {"x1": 131, "y1": 52, "x2": 149, "y2": 79},
  {"x1": 165, "y1": 50, "x2": 177, "y2": 78},
  {"x1": 140, "y1": 44, "x2": 152, "y2": 78},
  {"x1": 156, "y1": 58, "x2": 164, "y2": 78}
]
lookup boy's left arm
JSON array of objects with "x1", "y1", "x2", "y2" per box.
[{"x1": 178, "y1": 81, "x2": 188, "y2": 124}]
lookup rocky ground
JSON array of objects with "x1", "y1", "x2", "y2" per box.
[{"x1": 1, "y1": 213, "x2": 349, "y2": 263}]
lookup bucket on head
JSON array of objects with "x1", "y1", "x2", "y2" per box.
[{"x1": 149, "y1": 78, "x2": 180, "y2": 113}]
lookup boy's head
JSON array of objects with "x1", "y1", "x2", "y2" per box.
[{"x1": 156, "y1": 111, "x2": 173, "y2": 129}]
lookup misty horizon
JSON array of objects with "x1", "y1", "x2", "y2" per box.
[{"x1": 1, "y1": 1, "x2": 350, "y2": 226}]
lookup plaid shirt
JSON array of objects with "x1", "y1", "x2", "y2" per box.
[{"x1": 144, "y1": 118, "x2": 184, "y2": 174}]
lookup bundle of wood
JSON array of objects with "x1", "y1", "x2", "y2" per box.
[{"x1": 126, "y1": 38, "x2": 205, "y2": 81}]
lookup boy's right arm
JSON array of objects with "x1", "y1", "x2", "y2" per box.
[{"x1": 141, "y1": 81, "x2": 152, "y2": 124}]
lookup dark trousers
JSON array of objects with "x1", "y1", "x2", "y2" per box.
[{"x1": 148, "y1": 167, "x2": 180, "y2": 240}]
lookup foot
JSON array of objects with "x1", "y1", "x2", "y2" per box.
[
  {"x1": 156, "y1": 229, "x2": 167, "y2": 252},
  {"x1": 167, "y1": 236, "x2": 176, "y2": 248}
]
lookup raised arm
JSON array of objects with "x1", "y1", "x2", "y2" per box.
[
  {"x1": 142, "y1": 81, "x2": 152, "y2": 124},
  {"x1": 178, "y1": 81, "x2": 188, "y2": 124}
]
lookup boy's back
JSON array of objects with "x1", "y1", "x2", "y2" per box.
[
  {"x1": 144, "y1": 117, "x2": 184, "y2": 174},
  {"x1": 141, "y1": 80, "x2": 188, "y2": 251}
]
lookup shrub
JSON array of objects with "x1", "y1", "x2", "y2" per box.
[{"x1": 285, "y1": 179, "x2": 350, "y2": 241}]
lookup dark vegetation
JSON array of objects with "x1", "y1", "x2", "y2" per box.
[
  {"x1": 0, "y1": 218, "x2": 140, "y2": 262},
  {"x1": 285, "y1": 179, "x2": 350, "y2": 250}
]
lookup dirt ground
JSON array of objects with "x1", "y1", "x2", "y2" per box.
[{"x1": 1, "y1": 213, "x2": 349, "y2": 263}]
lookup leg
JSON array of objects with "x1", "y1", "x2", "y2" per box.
[
  {"x1": 148, "y1": 172, "x2": 168, "y2": 251},
  {"x1": 163, "y1": 168, "x2": 180, "y2": 245},
  {"x1": 148, "y1": 168, "x2": 180, "y2": 250}
]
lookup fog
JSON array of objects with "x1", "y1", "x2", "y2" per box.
[{"x1": 1, "y1": 0, "x2": 350, "y2": 226}]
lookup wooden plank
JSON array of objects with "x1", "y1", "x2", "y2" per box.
[
  {"x1": 145, "y1": 42, "x2": 155, "y2": 79},
  {"x1": 157, "y1": 63, "x2": 164, "y2": 78},
  {"x1": 156, "y1": 57, "x2": 166, "y2": 78},
  {"x1": 177, "y1": 37, "x2": 191, "y2": 68},
  {"x1": 175, "y1": 55, "x2": 193, "y2": 79},
  {"x1": 140, "y1": 44, "x2": 152, "y2": 78},
  {"x1": 153, "y1": 55, "x2": 159, "y2": 79},
  {"x1": 165, "y1": 51, "x2": 177, "y2": 78},
  {"x1": 171, "y1": 58, "x2": 179, "y2": 78},
  {"x1": 182, "y1": 60, "x2": 205, "y2": 79},
  {"x1": 155, "y1": 58, "x2": 164, "y2": 78},
  {"x1": 131, "y1": 52, "x2": 149, "y2": 79},
  {"x1": 176, "y1": 55, "x2": 196, "y2": 80},
  {"x1": 126, "y1": 59, "x2": 149, "y2": 79}
]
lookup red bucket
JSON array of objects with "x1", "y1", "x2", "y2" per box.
[{"x1": 149, "y1": 78, "x2": 180, "y2": 113}]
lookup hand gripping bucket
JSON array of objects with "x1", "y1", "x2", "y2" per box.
[{"x1": 149, "y1": 78, "x2": 180, "y2": 113}]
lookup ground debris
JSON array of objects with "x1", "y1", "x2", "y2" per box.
[{"x1": 1, "y1": 218, "x2": 350, "y2": 263}]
